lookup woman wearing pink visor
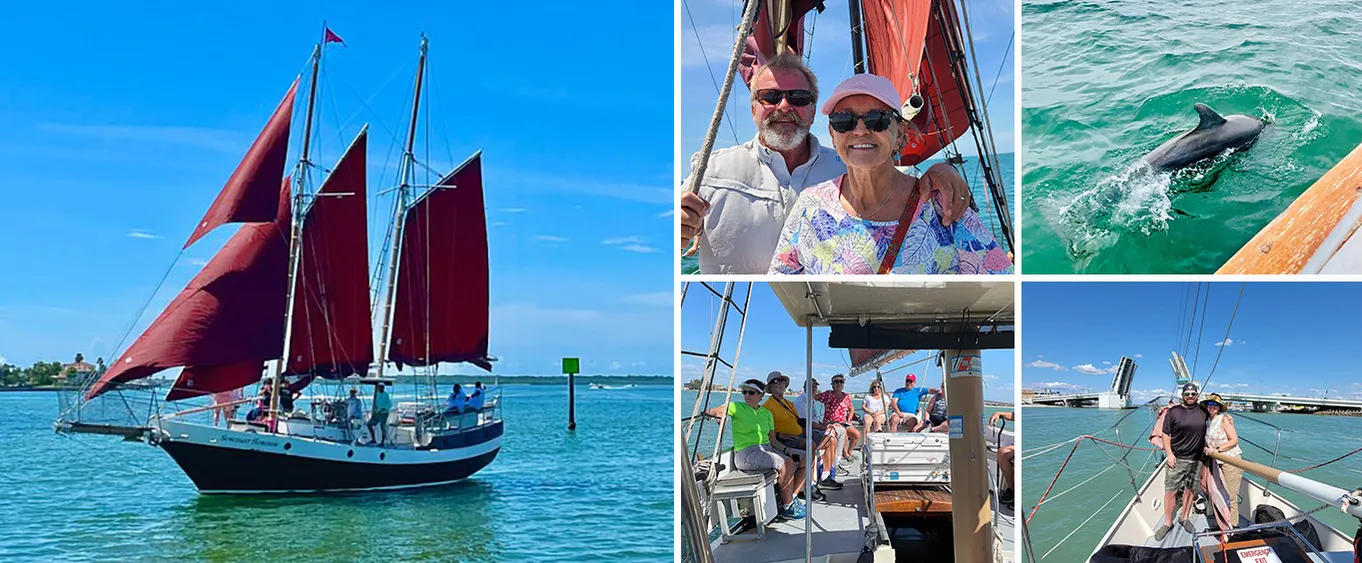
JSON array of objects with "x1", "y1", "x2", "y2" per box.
[{"x1": 768, "y1": 73, "x2": 1013, "y2": 275}]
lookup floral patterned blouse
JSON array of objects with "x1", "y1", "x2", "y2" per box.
[{"x1": 769, "y1": 176, "x2": 1013, "y2": 275}]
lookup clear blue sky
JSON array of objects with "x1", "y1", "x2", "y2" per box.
[
  {"x1": 680, "y1": 0, "x2": 1016, "y2": 161},
  {"x1": 681, "y1": 283, "x2": 1015, "y2": 402},
  {"x1": 0, "y1": 1, "x2": 672, "y2": 376},
  {"x1": 1022, "y1": 282, "x2": 1362, "y2": 401}
]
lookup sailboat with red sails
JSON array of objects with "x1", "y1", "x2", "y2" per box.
[{"x1": 54, "y1": 30, "x2": 502, "y2": 493}]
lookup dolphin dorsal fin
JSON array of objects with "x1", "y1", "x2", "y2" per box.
[{"x1": 1193, "y1": 103, "x2": 1226, "y2": 131}]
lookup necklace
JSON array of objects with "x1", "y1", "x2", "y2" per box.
[{"x1": 844, "y1": 176, "x2": 902, "y2": 220}]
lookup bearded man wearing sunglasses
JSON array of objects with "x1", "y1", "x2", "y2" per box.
[{"x1": 679, "y1": 52, "x2": 976, "y2": 274}]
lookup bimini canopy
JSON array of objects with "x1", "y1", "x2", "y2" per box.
[{"x1": 769, "y1": 282, "x2": 1014, "y2": 360}]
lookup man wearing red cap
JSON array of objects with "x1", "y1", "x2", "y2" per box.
[{"x1": 888, "y1": 373, "x2": 937, "y2": 432}]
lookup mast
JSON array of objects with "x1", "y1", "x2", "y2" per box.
[
  {"x1": 377, "y1": 34, "x2": 428, "y2": 378},
  {"x1": 848, "y1": 0, "x2": 866, "y2": 73},
  {"x1": 271, "y1": 25, "x2": 326, "y2": 419}
]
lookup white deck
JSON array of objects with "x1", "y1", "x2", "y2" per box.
[
  {"x1": 1094, "y1": 464, "x2": 1355, "y2": 561},
  {"x1": 707, "y1": 430, "x2": 1015, "y2": 563}
]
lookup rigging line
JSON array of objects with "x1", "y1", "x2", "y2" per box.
[
  {"x1": 1038, "y1": 490, "x2": 1125, "y2": 561},
  {"x1": 684, "y1": 0, "x2": 762, "y2": 196},
  {"x1": 684, "y1": 0, "x2": 741, "y2": 144},
  {"x1": 983, "y1": 31, "x2": 1013, "y2": 106},
  {"x1": 1182, "y1": 282, "x2": 1202, "y2": 358},
  {"x1": 1032, "y1": 463, "x2": 1119, "y2": 509},
  {"x1": 89, "y1": 247, "x2": 187, "y2": 410},
  {"x1": 1198, "y1": 282, "x2": 1245, "y2": 391},
  {"x1": 1174, "y1": 283, "x2": 1189, "y2": 354},
  {"x1": 1191, "y1": 282, "x2": 1210, "y2": 376}
]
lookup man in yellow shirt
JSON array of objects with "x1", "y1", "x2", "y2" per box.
[{"x1": 762, "y1": 371, "x2": 843, "y2": 494}]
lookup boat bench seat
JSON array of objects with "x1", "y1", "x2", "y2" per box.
[{"x1": 708, "y1": 449, "x2": 779, "y2": 543}]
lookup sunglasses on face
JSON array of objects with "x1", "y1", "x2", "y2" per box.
[
  {"x1": 772, "y1": 378, "x2": 789, "y2": 385},
  {"x1": 829, "y1": 109, "x2": 899, "y2": 133},
  {"x1": 742, "y1": 389, "x2": 761, "y2": 396},
  {"x1": 1183, "y1": 393, "x2": 1198, "y2": 397},
  {"x1": 756, "y1": 89, "x2": 814, "y2": 107},
  {"x1": 832, "y1": 380, "x2": 845, "y2": 385}
]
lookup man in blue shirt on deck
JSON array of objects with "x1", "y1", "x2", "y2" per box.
[
  {"x1": 888, "y1": 373, "x2": 937, "y2": 432},
  {"x1": 445, "y1": 384, "x2": 467, "y2": 414},
  {"x1": 368, "y1": 382, "x2": 393, "y2": 447},
  {"x1": 468, "y1": 382, "x2": 486, "y2": 411}
]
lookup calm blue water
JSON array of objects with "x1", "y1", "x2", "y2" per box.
[
  {"x1": 0, "y1": 386, "x2": 672, "y2": 562},
  {"x1": 681, "y1": 152, "x2": 1017, "y2": 273}
]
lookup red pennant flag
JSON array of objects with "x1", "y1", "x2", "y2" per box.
[{"x1": 324, "y1": 27, "x2": 345, "y2": 46}]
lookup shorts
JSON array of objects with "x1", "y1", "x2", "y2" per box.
[
  {"x1": 928, "y1": 413, "x2": 947, "y2": 426},
  {"x1": 1165, "y1": 458, "x2": 1199, "y2": 492},
  {"x1": 734, "y1": 444, "x2": 784, "y2": 472}
]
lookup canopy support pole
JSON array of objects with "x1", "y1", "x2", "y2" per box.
[{"x1": 946, "y1": 347, "x2": 992, "y2": 562}]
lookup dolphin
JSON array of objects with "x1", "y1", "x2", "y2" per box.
[{"x1": 1142, "y1": 103, "x2": 1265, "y2": 171}]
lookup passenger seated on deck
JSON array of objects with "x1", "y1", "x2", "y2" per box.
[
  {"x1": 763, "y1": 371, "x2": 843, "y2": 498},
  {"x1": 445, "y1": 384, "x2": 467, "y2": 414},
  {"x1": 862, "y1": 380, "x2": 887, "y2": 432},
  {"x1": 468, "y1": 382, "x2": 486, "y2": 411},
  {"x1": 913, "y1": 387, "x2": 949, "y2": 432},
  {"x1": 990, "y1": 411, "x2": 1016, "y2": 506},
  {"x1": 887, "y1": 373, "x2": 937, "y2": 432},
  {"x1": 245, "y1": 385, "x2": 271, "y2": 423},
  {"x1": 815, "y1": 374, "x2": 862, "y2": 461},
  {"x1": 345, "y1": 389, "x2": 364, "y2": 424},
  {"x1": 702, "y1": 379, "x2": 807, "y2": 520}
]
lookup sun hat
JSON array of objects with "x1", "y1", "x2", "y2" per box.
[
  {"x1": 820, "y1": 73, "x2": 902, "y2": 116},
  {"x1": 1201, "y1": 393, "x2": 1227, "y2": 409},
  {"x1": 767, "y1": 371, "x2": 788, "y2": 384}
]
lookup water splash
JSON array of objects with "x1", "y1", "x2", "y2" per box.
[{"x1": 1057, "y1": 160, "x2": 1174, "y2": 258}]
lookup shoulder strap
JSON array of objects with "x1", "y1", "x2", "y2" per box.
[
  {"x1": 771, "y1": 396, "x2": 799, "y2": 418},
  {"x1": 878, "y1": 179, "x2": 926, "y2": 274}
]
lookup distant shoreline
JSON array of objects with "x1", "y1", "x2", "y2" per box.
[{"x1": 0, "y1": 376, "x2": 673, "y2": 393}]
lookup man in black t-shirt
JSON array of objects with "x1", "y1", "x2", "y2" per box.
[{"x1": 1153, "y1": 383, "x2": 1209, "y2": 541}]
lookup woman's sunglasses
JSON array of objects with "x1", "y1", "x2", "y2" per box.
[
  {"x1": 742, "y1": 389, "x2": 762, "y2": 396},
  {"x1": 829, "y1": 109, "x2": 898, "y2": 133},
  {"x1": 756, "y1": 89, "x2": 814, "y2": 107}
]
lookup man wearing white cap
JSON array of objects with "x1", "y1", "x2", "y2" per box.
[{"x1": 679, "y1": 53, "x2": 975, "y2": 274}]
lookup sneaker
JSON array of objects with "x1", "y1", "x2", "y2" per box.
[
  {"x1": 1153, "y1": 524, "x2": 1172, "y2": 541},
  {"x1": 1181, "y1": 519, "x2": 1195, "y2": 533},
  {"x1": 819, "y1": 477, "x2": 844, "y2": 490},
  {"x1": 780, "y1": 502, "x2": 806, "y2": 519},
  {"x1": 798, "y1": 488, "x2": 828, "y2": 502},
  {"x1": 999, "y1": 488, "x2": 1014, "y2": 505}
]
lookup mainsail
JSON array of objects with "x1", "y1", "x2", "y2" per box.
[
  {"x1": 285, "y1": 128, "x2": 372, "y2": 378},
  {"x1": 183, "y1": 80, "x2": 298, "y2": 249},
  {"x1": 88, "y1": 178, "x2": 293, "y2": 400},
  {"x1": 849, "y1": 348, "x2": 916, "y2": 376},
  {"x1": 387, "y1": 152, "x2": 492, "y2": 371}
]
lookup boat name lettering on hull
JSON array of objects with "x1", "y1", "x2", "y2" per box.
[{"x1": 216, "y1": 434, "x2": 282, "y2": 448}]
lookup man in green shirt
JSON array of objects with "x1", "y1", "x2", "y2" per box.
[{"x1": 704, "y1": 379, "x2": 807, "y2": 519}]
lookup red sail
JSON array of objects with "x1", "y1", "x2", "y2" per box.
[
  {"x1": 849, "y1": 349, "x2": 916, "y2": 375},
  {"x1": 387, "y1": 152, "x2": 491, "y2": 371},
  {"x1": 862, "y1": 0, "x2": 974, "y2": 166},
  {"x1": 164, "y1": 362, "x2": 266, "y2": 401},
  {"x1": 88, "y1": 178, "x2": 293, "y2": 400},
  {"x1": 738, "y1": 0, "x2": 823, "y2": 86},
  {"x1": 183, "y1": 79, "x2": 298, "y2": 249},
  {"x1": 285, "y1": 128, "x2": 372, "y2": 378}
]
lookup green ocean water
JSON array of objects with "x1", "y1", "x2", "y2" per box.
[
  {"x1": 1021, "y1": 0, "x2": 1362, "y2": 273},
  {"x1": 1022, "y1": 406, "x2": 1362, "y2": 561},
  {"x1": 0, "y1": 386, "x2": 672, "y2": 562},
  {"x1": 681, "y1": 153, "x2": 1016, "y2": 274}
]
